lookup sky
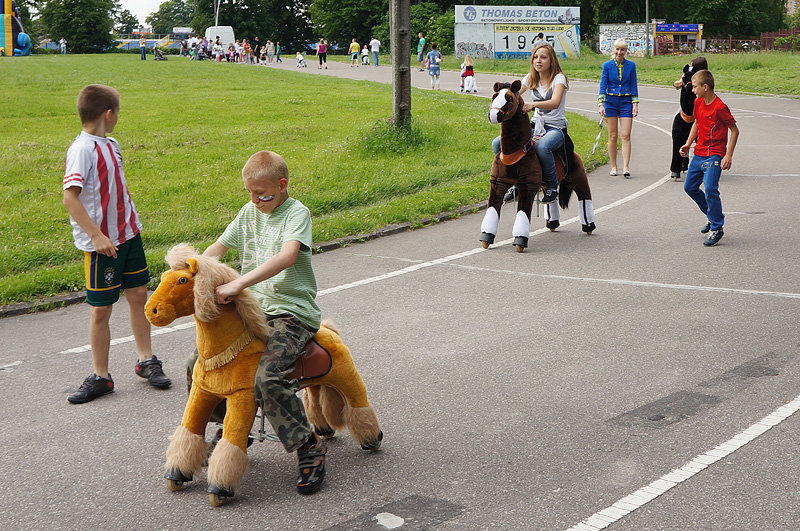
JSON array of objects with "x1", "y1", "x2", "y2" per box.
[{"x1": 122, "y1": 0, "x2": 165, "y2": 25}]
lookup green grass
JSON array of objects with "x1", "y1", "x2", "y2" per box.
[
  {"x1": 0, "y1": 54, "x2": 606, "y2": 305},
  {"x1": 329, "y1": 47, "x2": 800, "y2": 95},
  {"x1": 436, "y1": 46, "x2": 800, "y2": 96}
]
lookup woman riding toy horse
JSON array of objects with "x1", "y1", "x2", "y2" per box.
[
  {"x1": 144, "y1": 244, "x2": 382, "y2": 506},
  {"x1": 482, "y1": 81, "x2": 596, "y2": 252}
]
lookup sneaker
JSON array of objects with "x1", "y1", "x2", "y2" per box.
[
  {"x1": 503, "y1": 185, "x2": 518, "y2": 203},
  {"x1": 540, "y1": 189, "x2": 558, "y2": 204},
  {"x1": 135, "y1": 355, "x2": 171, "y2": 389},
  {"x1": 296, "y1": 432, "x2": 327, "y2": 494},
  {"x1": 700, "y1": 222, "x2": 711, "y2": 234},
  {"x1": 68, "y1": 373, "x2": 114, "y2": 404},
  {"x1": 703, "y1": 229, "x2": 724, "y2": 246}
]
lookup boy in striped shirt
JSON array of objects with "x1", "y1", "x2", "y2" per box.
[
  {"x1": 199, "y1": 150, "x2": 327, "y2": 494},
  {"x1": 63, "y1": 84, "x2": 171, "y2": 404}
]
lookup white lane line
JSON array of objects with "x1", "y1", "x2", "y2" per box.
[
  {"x1": 446, "y1": 264, "x2": 800, "y2": 300},
  {"x1": 567, "y1": 394, "x2": 800, "y2": 531}
]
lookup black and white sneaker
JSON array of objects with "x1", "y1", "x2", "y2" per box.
[
  {"x1": 700, "y1": 222, "x2": 711, "y2": 234},
  {"x1": 135, "y1": 355, "x2": 171, "y2": 389},
  {"x1": 503, "y1": 185, "x2": 518, "y2": 203},
  {"x1": 703, "y1": 229, "x2": 724, "y2": 246},
  {"x1": 68, "y1": 373, "x2": 114, "y2": 404},
  {"x1": 540, "y1": 189, "x2": 558, "y2": 204}
]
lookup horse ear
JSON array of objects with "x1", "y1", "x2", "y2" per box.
[
  {"x1": 493, "y1": 81, "x2": 504, "y2": 93},
  {"x1": 510, "y1": 79, "x2": 522, "y2": 93},
  {"x1": 186, "y1": 257, "x2": 199, "y2": 274}
]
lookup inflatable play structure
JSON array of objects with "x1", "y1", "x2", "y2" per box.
[{"x1": 1, "y1": 0, "x2": 30, "y2": 56}]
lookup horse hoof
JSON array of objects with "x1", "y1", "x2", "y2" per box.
[
  {"x1": 515, "y1": 245, "x2": 525, "y2": 253},
  {"x1": 480, "y1": 232, "x2": 495, "y2": 248},
  {"x1": 546, "y1": 220, "x2": 560, "y2": 232},
  {"x1": 315, "y1": 425, "x2": 336, "y2": 439},
  {"x1": 481, "y1": 241, "x2": 490, "y2": 249},
  {"x1": 582, "y1": 222, "x2": 596, "y2": 234},
  {"x1": 165, "y1": 467, "x2": 192, "y2": 483},
  {"x1": 513, "y1": 236, "x2": 528, "y2": 252},
  {"x1": 360, "y1": 430, "x2": 384, "y2": 452}
]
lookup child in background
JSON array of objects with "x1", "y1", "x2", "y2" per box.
[
  {"x1": 63, "y1": 84, "x2": 171, "y2": 404},
  {"x1": 679, "y1": 69, "x2": 739, "y2": 247},
  {"x1": 361, "y1": 45, "x2": 370, "y2": 65},
  {"x1": 296, "y1": 51, "x2": 307, "y2": 68},
  {"x1": 426, "y1": 43, "x2": 442, "y2": 90},
  {"x1": 460, "y1": 54, "x2": 477, "y2": 93}
]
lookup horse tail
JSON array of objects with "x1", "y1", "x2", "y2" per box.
[
  {"x1": 558, "y1": 177, "x2": 573, "y2": 210},
  {"x1": 321, "y1": 319, "x2": 339, "y2": 336}
]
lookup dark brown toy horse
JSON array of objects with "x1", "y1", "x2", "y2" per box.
[{"x1": 482, "y1": 80, "x2": 596, "y2": 252}]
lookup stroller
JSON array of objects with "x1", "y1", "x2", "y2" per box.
[
  {"x1": 361, "y1": 50, "x2": 370, "y2": 65},
  {"x1": 296, "y1": 52, "x2": 307, "y2": 68},
  {"x1": 154, "y1": 48, "x2": 167, "y2": 61}
]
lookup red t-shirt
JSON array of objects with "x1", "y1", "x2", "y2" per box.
[{"x1": 692, "y1": 96, "x2": 736, "y2": 157}]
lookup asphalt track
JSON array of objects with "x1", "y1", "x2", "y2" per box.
[{"x1": 1, "y1": 58, "x2": 798, "y2": 530}]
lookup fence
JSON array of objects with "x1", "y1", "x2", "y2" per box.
[
  {"x1": 761, "y1": 26, "x2": 800, "y2": 51},
  {"x1": 654, "y1": 36, "x2": 759, "y2": 55}
]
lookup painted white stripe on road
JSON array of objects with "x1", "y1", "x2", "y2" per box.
[
  {"x1": 446, "y1": 263, "x2": 800, "y2": 300},
  {"x1": 567, "y1": 395, "x2": 800, "y2": 530}
]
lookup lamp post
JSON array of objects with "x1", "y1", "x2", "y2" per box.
[{"x1": 215, "y1": 0, "x2": 222, "y2": 27}]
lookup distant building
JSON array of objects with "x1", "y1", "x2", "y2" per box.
[{"x1": 788, "y1": 0, "x2": 799, "y2": 17}]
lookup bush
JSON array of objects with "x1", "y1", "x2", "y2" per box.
[{"x1": 774, "y1": 35, "x2": 800, "y2": 51}]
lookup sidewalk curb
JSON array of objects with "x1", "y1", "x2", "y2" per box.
[{"x1": 0, "y1": 201, "x2": 489, "y2": 319}]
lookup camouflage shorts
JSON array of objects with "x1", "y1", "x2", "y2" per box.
[{"x1": 185, "y1": 313, "x2": 317, "y2": 452}]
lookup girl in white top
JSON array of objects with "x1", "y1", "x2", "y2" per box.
[{"x1": 520, "y1": 43, "x2": 569, "y2": 202}]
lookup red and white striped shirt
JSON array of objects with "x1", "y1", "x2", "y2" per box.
[{"x1": 63, "y1": 132, "x2": 142, "y2": 252}]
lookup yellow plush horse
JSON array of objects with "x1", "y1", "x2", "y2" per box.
[{"x1": 144, "y1": 244, "x2": 382, "y2": 506}]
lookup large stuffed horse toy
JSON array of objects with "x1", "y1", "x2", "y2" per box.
[
  {"x1": 144, "y1": 244, "x2": 382, "y2": 506},
  {"x1": 482, "y1": 81, "x2": 596, "y2": 252}
]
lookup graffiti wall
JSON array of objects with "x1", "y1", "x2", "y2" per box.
[
  {"x1": 598, "y1": 23, "x2": 649, "y2": 57},
  {"x1": 455, "y1": 5, "x2": 581, "y2": 59}
]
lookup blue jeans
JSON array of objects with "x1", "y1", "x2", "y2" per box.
[
  {"x1": 491, "y1": 127, "x2": 563, "y2": 192},
  {"x1": 684, "y1": 154, "x2": 724, "y2": 230},
  {"x1": 140, "y1": 47, "x2": 146, "y2": 60},
  {"x1": 535, "y1": 127, "x2": 564, "y2": 192},
  {"x1": 372, "y1": 51, "x2": 379, "y2": 66}
]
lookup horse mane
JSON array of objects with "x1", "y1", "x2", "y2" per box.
[{"x1": 165, "y1": 244, "x2": 270, "y2": 343}]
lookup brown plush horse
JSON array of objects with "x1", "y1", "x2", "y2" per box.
[
  {"x1": 144, "y1": 244, "x2": 382, "y2": 506},
  {"x1": 482, "y1": 81, "x2": 596, "y2": 252}
]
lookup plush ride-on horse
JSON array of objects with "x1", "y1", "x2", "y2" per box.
[
  {"x1": 144, "y1": 244, "x2": 382, "y2": 506},
  {"x1": 482, "y1": 81, "x2": 596, "y2": 252}
]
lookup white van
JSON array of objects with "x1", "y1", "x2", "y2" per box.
[{"x1": 205, "y1": 26, "x2": 236, "y2": 47}]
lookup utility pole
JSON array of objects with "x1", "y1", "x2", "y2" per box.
[
  {"x1": 390, "y1": 0, "x2": 411, "y2": 125},
  {"x1": 645, "y1": 0, "x2": 650, "y2": 56}
]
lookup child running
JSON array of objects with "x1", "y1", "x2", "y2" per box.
[
  {"x1": 198, "y1": 151, "x2": 327, "y2": 494},
  {"x1": 679, "y1": 69, "x2": 739, "y2": 246},
  {"x1": 63, "y1": 84, "x2": 171, "y2": 404}
]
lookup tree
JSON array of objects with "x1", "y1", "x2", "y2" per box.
[
  {"x1": 39, "y1": 0, "x2": 115, "y2": 52},
  {"x1": 114, "y1": 9, "x2": 140, "y2": 34},
  {"x1": 308, "y1": 0, "x2": 386, "y2": 46},
  {"x1": 146, "y1": 0, "x2": 193, "y2": 35}
]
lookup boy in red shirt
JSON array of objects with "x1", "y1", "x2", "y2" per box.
[{"x1": 679, "y1": 70, "x2": 739, "y2": 246}]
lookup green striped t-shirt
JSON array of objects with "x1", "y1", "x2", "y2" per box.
[{"x1": 219, "y1": 197, "x2": 321, "y2": 330}]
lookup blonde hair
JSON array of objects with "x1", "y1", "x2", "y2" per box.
[
  {"x1": 693, "y1": 69, "x2": 715, "y2": 91},
  {"x1": 463, "y1": 54, "x2": 473, "y2": 67},
  {"x1": 77, "y1": 84, "x2": 120, "y2": 124},
  {"x1": 612, "y1": 38, "x2": 629, "y2": 52},
  {"x1": 242, "y1": 150, "x2": 289, "y2": 184},
  {"x1": 528, "y1": 43, "x2": 569, "y2": 91}
]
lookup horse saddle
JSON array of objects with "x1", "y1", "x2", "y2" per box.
[{"x1": 287, "y1": 339, "x2": 332, "y2": 382}]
